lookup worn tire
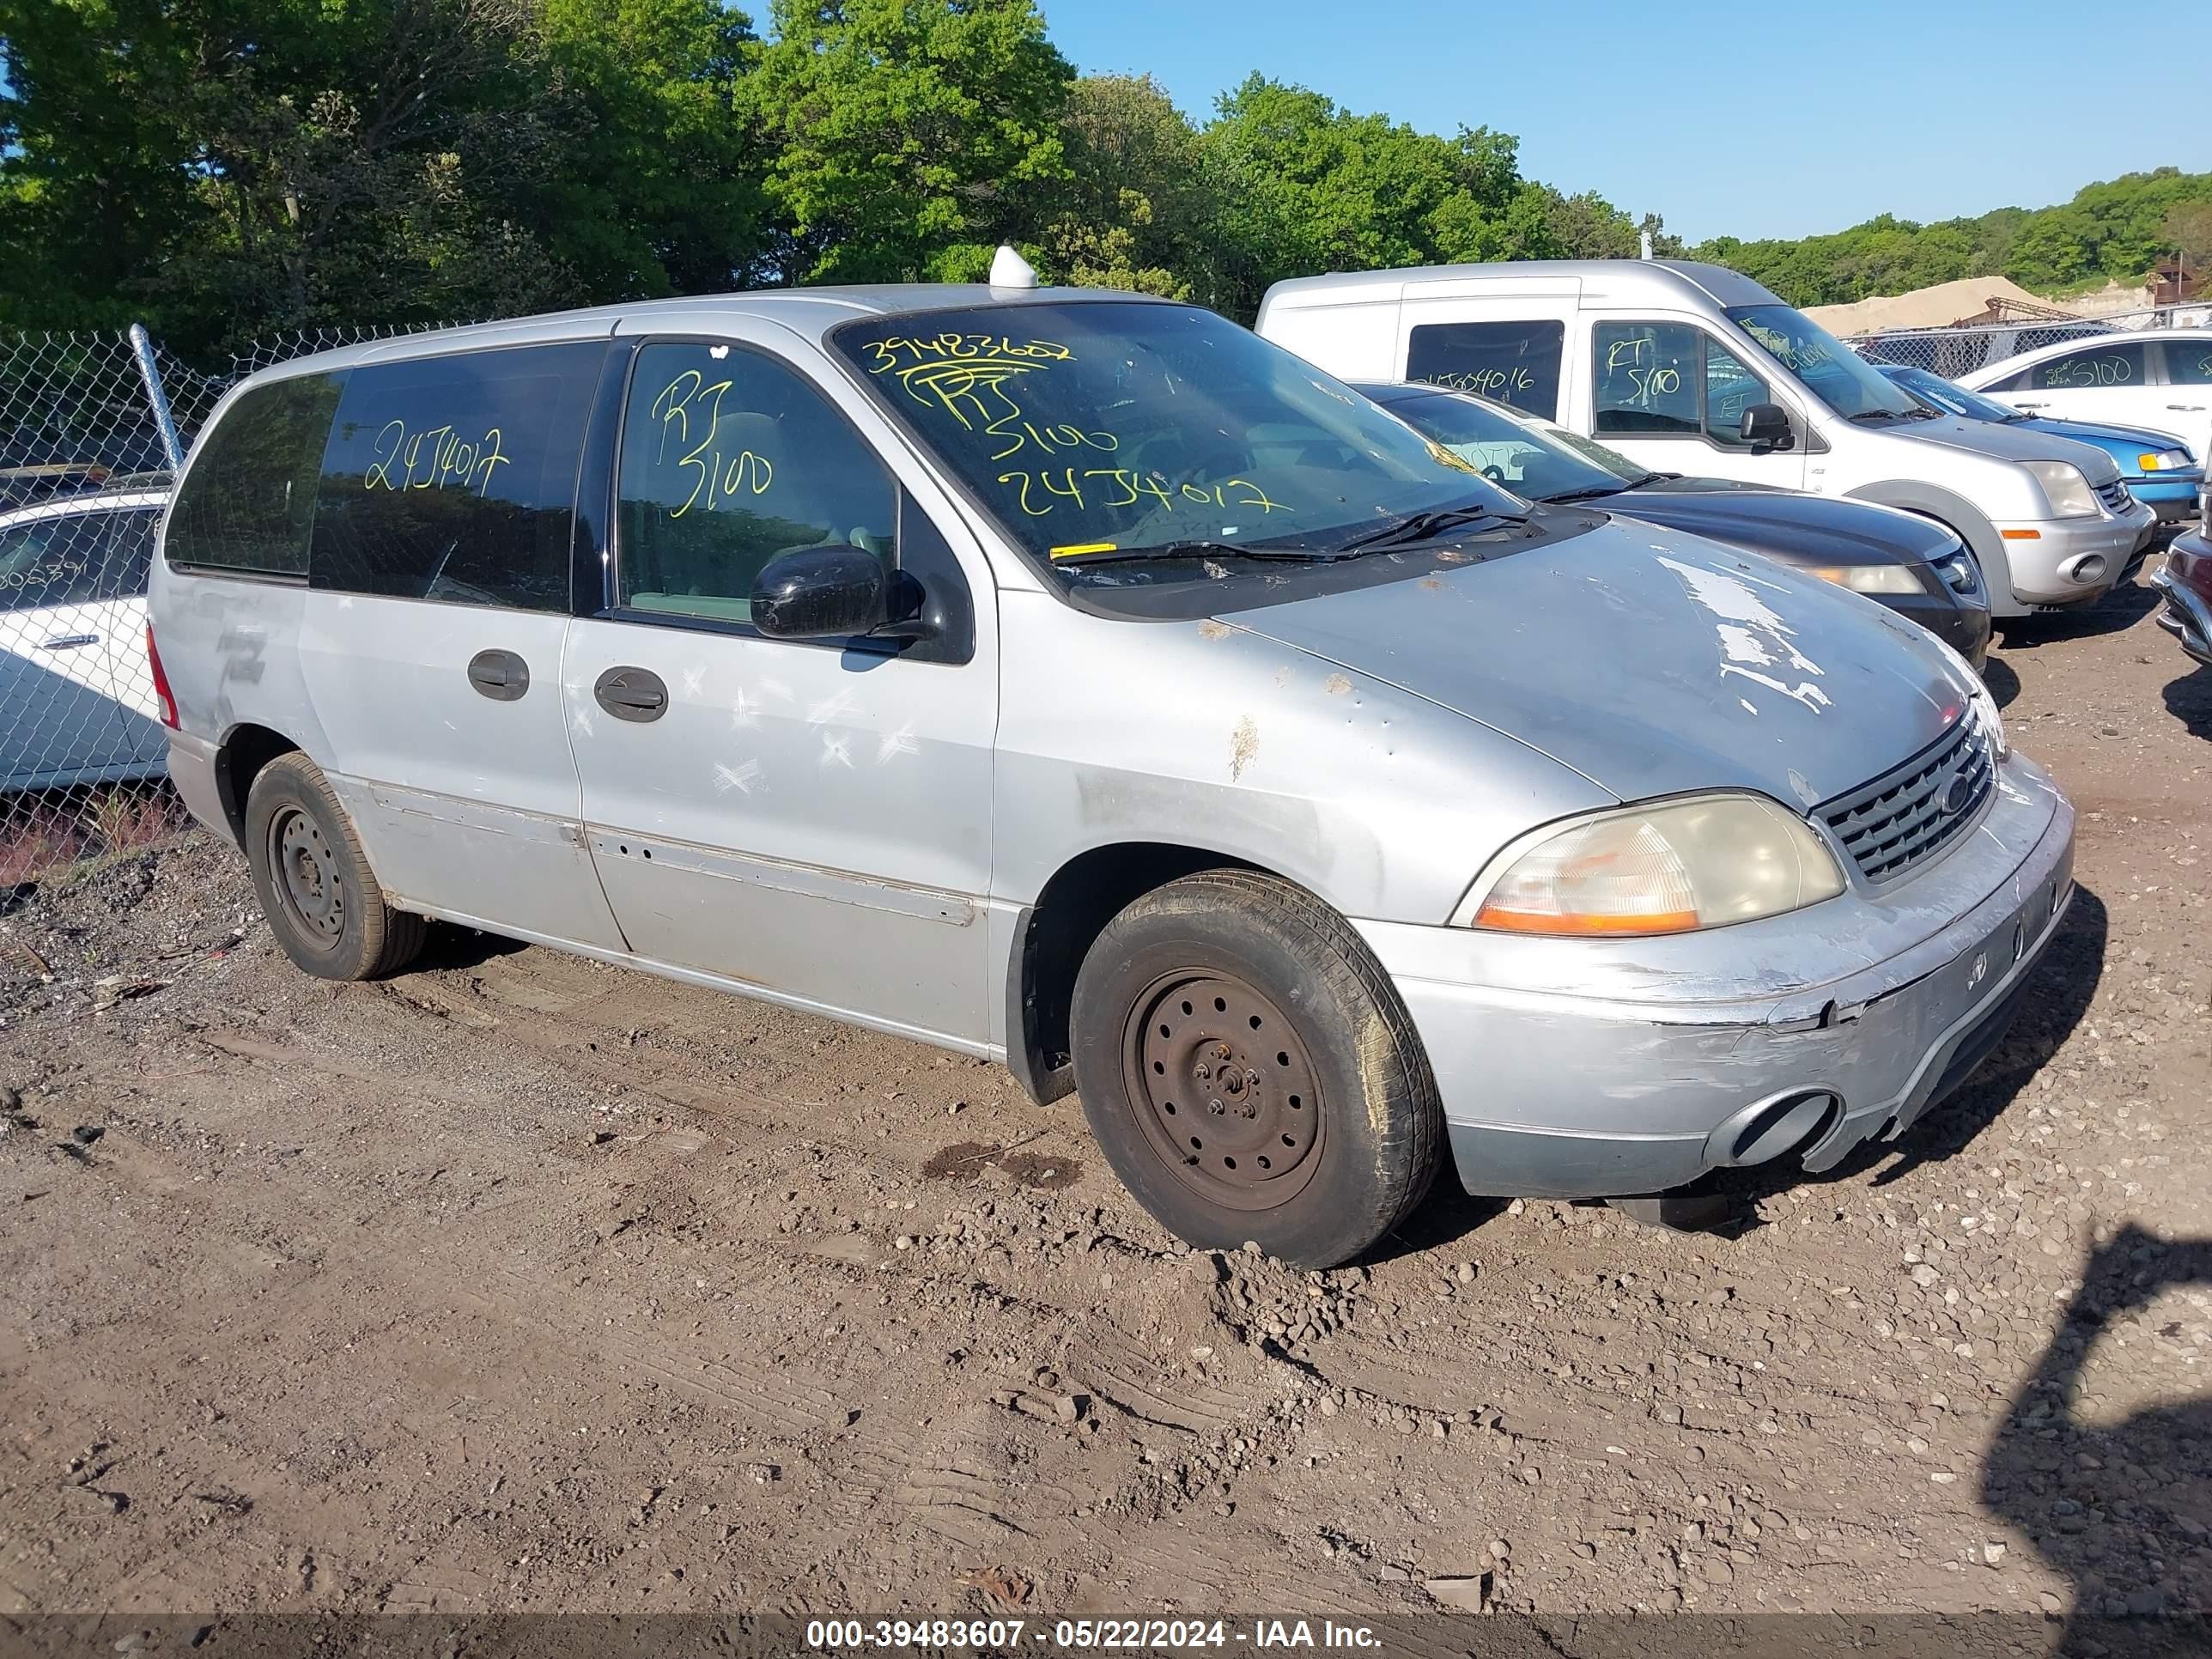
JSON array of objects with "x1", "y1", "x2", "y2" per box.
[
  {"x1": 243, "y1": 752, "x2": 425, "y2": 981},
  {"x1": 1070, "y1": 868, "x2": 1442, "y2": 1267}
]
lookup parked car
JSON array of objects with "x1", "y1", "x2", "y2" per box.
[
  {"x1": 0, "y1": 484, "x2": 169, "y2": 793},
  {"x1": 1255, "y1": 260, "x2": 2157, "y2": 618},
  {"x1": 1874, "y1": 362, "x2": 2202, "y2": 542},
  {"x1": 0, "y1": 462, "x2": 114, "y2": 510},
  {"x1": 150, "y1": 276, "x2": 2074, "y2": 1267},
  {"x1": 1956, "y1": 327, "x2": 2212, "y2": 463},
  {"x1": 1358, "y1": 380, "x2": 1992, "y2": 666},
  {"x1": 2151, "y1": 526, "x2": 2212, "y2": 669}
]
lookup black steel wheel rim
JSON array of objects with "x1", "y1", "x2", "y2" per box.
[
  {"x1": 1119, "y1": 969, "x2": 1326, "y2": 1212},
  {"x1": 266, "y1": 805, "x2": 345, "y2": 950}
]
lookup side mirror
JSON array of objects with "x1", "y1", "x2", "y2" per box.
[
  {"x1": 751, "y1": 545, "x2": 892, "y2": 640},
  {"x1": 1739, "y1": 403, "x2": 1795, "y2": 452}
]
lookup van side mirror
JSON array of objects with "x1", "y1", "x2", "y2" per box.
[
  {"x1": 1739, "y1": 403, "x2": 1795, "y2": 452},
  {"x1": 751, "y1": 544, "x2": 932, "y2": 642}
]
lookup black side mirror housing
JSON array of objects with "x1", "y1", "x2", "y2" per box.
[
  {"x1": 1739, "y1": 403, "x2": 1795, "y2": 452},
  {"x1": 751, "y1": 544, "x2": 932, "y2": 642}
]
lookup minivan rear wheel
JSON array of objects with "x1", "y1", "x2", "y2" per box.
[
  {"x1": 244, "y1": 752, "x2": 425, "y2": 981},
  {"x1": 1070, "y1": 869, "x2": 1441, "y2": 1267}
]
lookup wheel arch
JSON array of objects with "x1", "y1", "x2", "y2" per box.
[
  {"x1": 1839, "y1": 480, "x2": 2018, "y2": 615},
  {"x1": 212, "y1": 722, "x2": 304, "y2": 848},
  {"x1": 1005, "y1": 840, "x2": 1291, "y2": 1107}
]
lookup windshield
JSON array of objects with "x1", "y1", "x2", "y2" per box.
[
  {"x1": 1724, "y1": 304, "x2": 1923, "y2": 422},
  {"x1": 1382, "y1": 389, "x2": 1644, "y2": 498},
  {"x1": 1877, "y1": 363, "x2": 2022, "y2": 423},
  {"x1": 830, "y1": 302, "x2": 1522, "y2": 563}
]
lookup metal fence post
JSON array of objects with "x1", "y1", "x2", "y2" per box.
[{"x1": 127, "y1": 322, "x2": 185, "y2": 471}]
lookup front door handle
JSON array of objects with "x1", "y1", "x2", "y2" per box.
[
  {"x1": 593, "y1": 665, "x2": 668, "y2": 722},
  {"x1": 2168, "y1": 403, "x2": 2207, "y2": 411},
  {"x1": 466, "y1": 648, "x2": 531, "y2": 702},
  {"x1": 39, "y1": 634, "x2": 99, "y2": 651}
]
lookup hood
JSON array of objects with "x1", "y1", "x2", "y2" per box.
[
  {"x1": 1221, "y1": 516, "x2": 1975, "y2": 808},
  {"x1": 1605, "y1": 482, "x2": 1955, "y2": 568},
  {"x1": 2018, "y1": 416, "x2": 2200, "y2": 461},
  {"x1": 1883, "y1": 412, "x2": 2124, "y2": 487}
]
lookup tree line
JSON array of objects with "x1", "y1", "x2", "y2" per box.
[{"x1": 3, "y1": 0, "x2": 2206, "y2": 362}]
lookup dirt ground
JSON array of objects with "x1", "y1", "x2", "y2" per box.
[{"x1": 1, "y1": 575, "x2": 2207, "y2": 1633}]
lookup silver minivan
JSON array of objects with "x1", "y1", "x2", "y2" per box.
[{"x1": 149, "y1": 280, "x2": 2075, "y2": 1266}]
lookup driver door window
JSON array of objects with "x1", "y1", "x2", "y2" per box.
[
  {"x1": 1595, "y1": 324, "x2": 1772, "y2": 448},
  {"x1": 617, "y1": 341, "x2": 897, "y2": 625}
]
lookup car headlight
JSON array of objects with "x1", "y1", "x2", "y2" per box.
[
  {"x1": 1930, "y1": 548, "x2": 1984, "y2": 596},
  {"x1": 1457, "y1": 793, "x2": 1845, "y2": 936},
  {"x1": 2137, "y1": 449, "x2": 2192, "y2": 472},
  {"x1": 1803, "y1": 562, "x2": 1927, "y2": 595},
  {"x1": 2026, "y1": 459, "x2": 2100, "y2": 518},
  {"x1": 1926, "y1": 634, "x2": 2007, "y2": 757}
]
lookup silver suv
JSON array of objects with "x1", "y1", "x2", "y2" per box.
[{"x1": 149, "y1": 281, "x2": 2075, "y2": 1266}]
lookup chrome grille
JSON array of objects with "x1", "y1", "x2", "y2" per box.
[
  {"x1": 1817, "y1": 714, "x2": 1995, "y2": 885},
  {"x1": 2094, "y1": 477, "x2": 2132, "y2": 514}
]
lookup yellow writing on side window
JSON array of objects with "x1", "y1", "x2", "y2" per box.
[
  {"x1": 363, "y1": 419, "x2": 513, "y2": 495},
  {"x1": 648, "y1": 369, "x2": 775, "y2": 518}
]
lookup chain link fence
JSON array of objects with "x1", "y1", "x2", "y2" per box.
[
  {"x1": 0, "y1": 322, "x2": 443, "y2": 889},
  {"x1": 1847, "y1": 301, "x2": 2212, "y2": 376}
]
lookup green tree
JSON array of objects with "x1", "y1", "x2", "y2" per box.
[
  {"x1": 743, "y1": 0, "x2": 1074, "y2": 285},
  {"x1": 1039, "y1": 75, "x2": 1206, "y2": 300}
]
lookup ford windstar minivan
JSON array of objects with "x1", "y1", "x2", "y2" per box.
[
  {"x1": 1256, "y1": 261, "x2": 2154, "y2": 619},
  {"x1": 149, "y1": 274, "x2": 2074, "y2": 1267}
]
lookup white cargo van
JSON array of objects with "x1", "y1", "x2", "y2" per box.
[{"x1": 1255, "y1": 261, "x2": 2154, "y2": 618}]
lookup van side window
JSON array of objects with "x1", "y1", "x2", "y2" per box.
[
  {"x1": 615, "y1": 342, "x2": 897, "y2": 625},
  {"x1": 167, "y1": 372, "x2": 346, "y2": 576},
  {"x1": 1406, "y1": 321, "x2": 1565, "y2": 418},
  {"x1": 2027, "y1": 342, "x2": 2145, "y2": 392},
  {"x1": 310, "y1": 342, "x2": 601, "y2": 611},
  {"x1": 1593, "y1": 324, "x2": 1698, "y2": 435}
]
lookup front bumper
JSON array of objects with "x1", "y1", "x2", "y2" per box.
[
  {"x1": 2126, "y1": 475, "x2": 2203, "y2": 525},
  {"x1": 1994, "y1": 502, "x2": 2157, "y2": 607},
  {"x1": 2150, "y1": 536, "x2": 2212, "y2": 667},
  {"x1": 1360, "y1": 754, "x2": 2075, "y2": 1199}
]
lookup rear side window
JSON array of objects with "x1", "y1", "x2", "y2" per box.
[
  {"x1": 1406, "y1": 321, "x2": 1565, "y2": 418},
  {"x1": 167, "y1": 373, "x2": 345, "y2": 576},
  {"x1": 310, "y1": 342, "x2": 602, "y2": 610},
  {"x1": 2028, "y1": 342, "x2": 2145, "y2": 391},
  {"x1": 2164, "y1": 341, "x2": 2212, "y2": 386}
]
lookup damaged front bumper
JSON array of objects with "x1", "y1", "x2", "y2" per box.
[{"x1": 1356, "y1": 753, "x2": 2075, "y2": 1199}]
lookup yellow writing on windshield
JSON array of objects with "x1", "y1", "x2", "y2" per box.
[
  {"x1": 863, "y1": 335, "x2": 1096, "y2": 462},
  {"x1": 998, "y1": 468, "x2": 1287, "y2": 519},
  {"x1": 647, "y1": 369, "x2": 775, "y2": 517},
  {"x1": 363, "y1": 419, "x2": 512, "y2": 495}
]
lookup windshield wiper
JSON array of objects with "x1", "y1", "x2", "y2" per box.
[
  {"x1": 1338, "y1": 502, "x2": 1524, "y2": 552},
  {"x1": 1540, "y1": 483, "x2": 1629, "y2": 503},
  {"x1": 1050, "y1": 540, "x2": 1351, "y2": 568}
]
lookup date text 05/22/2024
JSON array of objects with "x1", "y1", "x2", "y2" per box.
[{"x1": 804, "y1": 1620, "x2": 1384, "y2": 1652}]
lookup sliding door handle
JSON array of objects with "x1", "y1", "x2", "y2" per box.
[{"x1": 593, "y1": 665, "x2": 668, "y2": 722}]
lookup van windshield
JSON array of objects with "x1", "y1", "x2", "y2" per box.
[
  {"x1": 830, "y1": 301, "x2": 1524, "y2": 567},
  {"x1": 1724, "y1": 304, "x2": 1928, "y2": 423}
]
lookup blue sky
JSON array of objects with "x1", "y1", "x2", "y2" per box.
[{"x1": 1040, "y1": 0, "x2": 2212, "y2": 244}]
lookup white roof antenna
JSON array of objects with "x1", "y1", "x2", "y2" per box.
[
  {"x1": 1638, "y1": 228, "x2": 1654, "y2": 261},
  {"x1": 989, "y1": 244, "x2": 1040, "y2": 289}
]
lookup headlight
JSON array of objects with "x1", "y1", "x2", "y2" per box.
[
  {"x1": 1930, "y1": 549, "x2": 1984, "y2": 596},
  {"x1": 2137, "y1": 449, "x2": 2192, "y2": 472},
  {"x1": 1458, "y1": 793, "x2": 1845, "y2": 936},
  {"x1": 1802, "y1": 562, "x2": 1927, "y2": 596},
  {"x1": 1928, "y1": 635, "x2": 2007, "y2": 757},
  {"x1": 2026, "y1": 460, "x2": 2100, "y2": 518}
]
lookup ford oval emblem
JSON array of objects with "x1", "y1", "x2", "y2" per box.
[{"x1": 1941, "y1": 774, "x2": 1976, "y2": 816}]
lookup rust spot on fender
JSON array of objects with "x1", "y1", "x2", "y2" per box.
[
  {"x1": 1230, "y1": 715, "x2": 1259, "y2": 781},
  {"x1": 1323, "y1": 673, "x2": 1354, "y2": 696},
  {"x1": 1198, "y1": 619, "x2": 1233, "y2": 641}
]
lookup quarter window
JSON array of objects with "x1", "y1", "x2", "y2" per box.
[
  {"x1": 616, "y1": 342, "x2": 897, "y2": 625},
  {"x1": 167, "y1": 373, "x2": 345, "y2": 576},
  {"x1": 2164, "y1": 341, "x2": 2212, "y2": 386},
  {"x1": 310, "y1": 343, "x2": 601, "y2": 610},
  {"x1": 1703, "y1": 341, "x2": 1768, "y2": 447},
  {"x1": 1406, "y1": 321, "x2": 1565, "y2": 418}
]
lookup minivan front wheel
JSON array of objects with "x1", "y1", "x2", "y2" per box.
[
  {"x1": 244, "y1": 752, "x2": 425, "y2": 981},
  {"x1": 1070, "y1": 870, "x2": 1441, "y2": 1267}
]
